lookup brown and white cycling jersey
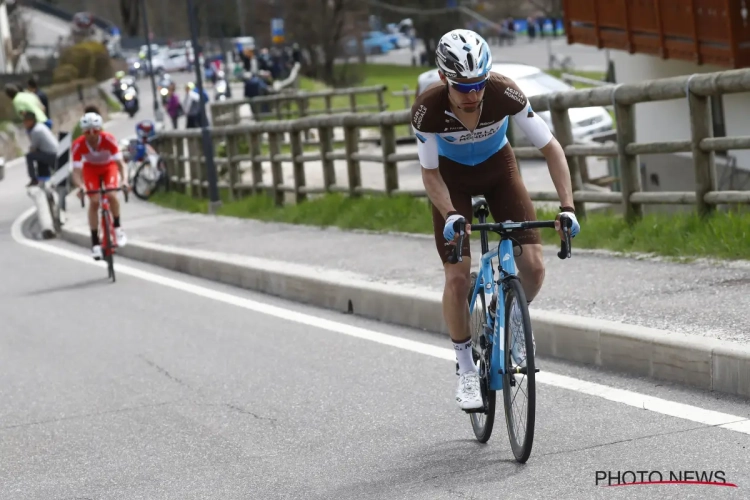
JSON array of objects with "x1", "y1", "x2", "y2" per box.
[{"x1": 410, "y1": 72, "x2": 552, "y2": 169}]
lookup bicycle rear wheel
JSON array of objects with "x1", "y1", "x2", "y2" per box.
[
  {"x1": 502, "y1": 277, "x2": 535, "y2": 463},
  {"x1": 101, "y1": 210, "x2": 116, "y2": 282},
  {"x1": 468, "y1": 272, "x2": 496, "y2": 443}
]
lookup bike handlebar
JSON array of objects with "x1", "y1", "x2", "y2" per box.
[
  {"x1": 447, "y1": 215, "x2": 574, "y2": 264},
  {"x1": 80, "y1": 186, "x2": 129, "y2": 208}
]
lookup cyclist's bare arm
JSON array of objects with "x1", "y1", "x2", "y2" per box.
[
  {"x1": 511, "y1": 105, "x2": 573, "y2": 208},
  {"x1": 116, "y1": 158, "x2": 128, "y2": 186},
  {"x1": 539, "y1": 139, "x2": 574, "y2": 208},
  {"x1": 422, "y1": 167, "x2": 455, "y2": 219},
  {"x1": 71, "y1": 168, "x2": 84, "y2": 190},
  {"x1": 416, "y1": 130, "x2": 458, "y2": 218}
]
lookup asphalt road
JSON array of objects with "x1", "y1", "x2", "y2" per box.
[{"x1": 2, "y1": 203, "x2": 750, "y2": 499}]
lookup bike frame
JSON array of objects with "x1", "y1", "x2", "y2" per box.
[
  {"x1": 98, "y1": 186, "x2": 118, "y2": 255},
  {"x1": 467, "y1": 235, "x2": 517, "y2": 391}
]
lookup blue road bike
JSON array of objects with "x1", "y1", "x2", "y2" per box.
[{"x1": 449, "y1": 196, "x2": 573, "y2": 463}]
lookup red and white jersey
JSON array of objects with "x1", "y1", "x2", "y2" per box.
[{"x1": 71, "y1": 132, "x2": 123, "y2": 169}]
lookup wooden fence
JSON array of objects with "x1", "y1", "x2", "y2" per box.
[
  {"x1": 155, "y1": 67, "x2": 750, "y2": 220},
  {"x1": 210, "y1": 84, "x2": 390, "y2": 126}
]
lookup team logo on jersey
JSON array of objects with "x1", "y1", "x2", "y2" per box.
[
  {"x1": 504, "y1": 86, "x2": 526, "y2": 105},
  {"x1": 442, "y1": 136, "x2": 457, "y2": 143},
  {"x1": 413, "y1": 105, "x2": 427, "y2": 128},
  {"x1": 458, "y1": 126, "x2": 498, "y2": 142},
  {"x1": 415, "y1": 132, "x2": 427, "y2": 143}
]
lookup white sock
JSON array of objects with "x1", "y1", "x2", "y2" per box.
[{"x1": 453, "y1": 339, "x2": 477, "y2": 375}]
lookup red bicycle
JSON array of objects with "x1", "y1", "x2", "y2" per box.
[{"x1": 80, "y1": 178, "x2": 129, "y2": 282}]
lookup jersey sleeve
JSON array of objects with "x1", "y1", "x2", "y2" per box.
[
  {"x1": 71, "y1": 139, "x2": 84, "y2": 169},
  {"x1": 414, "y1": 130, "x2": 438, "y2": 169},
  {"x1": 411, "y1": 93, "x2": 439, "y2": 169},
  {"x1": 511, "y1": 103, "x2": 553, "y2": 149},
  {"x1": 496, "y1": 75, "x2": 529, "y2": 116}
]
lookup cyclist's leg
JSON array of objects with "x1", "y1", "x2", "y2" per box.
[
  {"x1": 82, "y1": 167, "x2": 101, "y2": 240},
  {"x1": 102, "y1": 164, "x2": 121, "y2": 222},
  {"x1": 102, "y1": 164, "x2": 127, "y2": 246},
  {"x1": 484, "y1": 148, "x2": 544, "y2": 302},
  {"x1": 433, "y1": 191, "x2": 484, "y2": 409},
  {"x1": 431, "y1": 192, "x2": 473, "y2": 343}
]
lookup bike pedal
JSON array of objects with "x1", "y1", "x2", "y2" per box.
[{"x1": 462, "y1": 406, "x2": 487, "y2": 414}]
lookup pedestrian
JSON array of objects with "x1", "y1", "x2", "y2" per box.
[{"x1": 23, "y1": 111, "x2": 59, "y2": 187}]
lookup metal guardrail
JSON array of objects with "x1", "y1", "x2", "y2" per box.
[{"x1": 155, "y1": 68, "x2": 750, "y2": 218}]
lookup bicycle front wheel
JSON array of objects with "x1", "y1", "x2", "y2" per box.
[
  {"x1": 502, "y1": 277, "x2": 535, "y2": 463},
  {"x1": 101, "y1": 210, "x2": 116, "y2": 283},
  {"x1": 468, "y1": 272, "x2": 496, "y2": 443}
]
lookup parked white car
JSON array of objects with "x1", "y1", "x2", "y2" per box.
[
  {"x1": 163, "y1": 48, "x2": 190, "y2": 72},
  {"x1": 416, "y1": 63, "x2": 613, "y2": 145}
]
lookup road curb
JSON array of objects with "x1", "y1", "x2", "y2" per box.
[{"x1": 59, "y1": 225, "x2": 750, "y2": 399}]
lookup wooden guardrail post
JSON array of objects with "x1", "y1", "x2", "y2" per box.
[
  {"x1": 550, "y1": 96, "x2": 587, "y2": 218},
  {"x1": 249, "y1": 132, "x2": 263, "y2": 195},
  {"x1": 227, "y1": 134, "x2": 239, "y2": 200},
  {"x1": 349, "y1": 93, "x2": 357, "y2": 113},
  {"x1": 318, "y1": 124, "x2": 336, "y2": 191},
  {"x1": 613, "y1": 88, "x2": 643, "y2": 222},
  {"x1": 377, "y1": 89, "x2": 385, "y2": 111},
  {"x1": 268, "y1": 132, "x2": 284, "y2": 206},
  {"x1": 381, "y1": 123, "x2": 398, "y2": 194},
  {"x1": 290, "y1": 129, "x2": 307, "y2": 203},
  {"x1": 687, "y1": 82, "x2": 716, "y2": 216},
  {"x1": 324, "y1": 95, "x2": 332, "y2": 114},
  {"x1": 344, "y1": 124, "x2": 361, "y2": 197}
]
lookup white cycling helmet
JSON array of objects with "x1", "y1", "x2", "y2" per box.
[
  {"x1": 80, "y1": 112, "x2": 103, "y2": 131},
  {"x1": 436, "y1": 29, "x2": 492, "y2": 80}
]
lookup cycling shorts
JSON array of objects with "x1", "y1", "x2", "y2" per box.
[
  {"x1": 82, "y1": 163, "x2": 119, "y2": 196},
  {"x1": 431, "y1": 144, "x2": 541, "y2": 264}
]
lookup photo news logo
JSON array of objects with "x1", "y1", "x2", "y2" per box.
[{"x1": 595, "y1": 470, "x2": 738, "y2": 488}]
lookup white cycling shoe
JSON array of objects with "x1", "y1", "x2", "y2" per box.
[
  {"x1": 116, "y1": 228, "x2": 128, "y2": 247},
  {"x1": 456, "y1": 370, "x2": 483, "y2": 411},
  {"x1": 510, "y1": 301, "x2": 536, "y2": 368},
  {"x1": 91, "y1": 245, "x2": 103, "y2": 261}
]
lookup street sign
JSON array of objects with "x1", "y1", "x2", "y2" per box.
[{"x1": 271, "y1": 18, "x2": 284, "y2": 44}]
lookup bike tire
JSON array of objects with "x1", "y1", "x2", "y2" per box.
[
  {"x1": 101, "y1": 210, "x2": 116, "y2": 282},
  {"x1": 501, "y1": 277, "x2": 535, "y2": 463},
  {"x1": 468, "y1": 271, "x2": 496, "y2": 443},
  {"x1": 132, "y1": 162, "x2": 156, "y2": 200}
]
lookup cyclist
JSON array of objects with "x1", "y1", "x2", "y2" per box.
[
  {"x1": 127, "y1": 119, "x2": 158, "y2": 175},
  {"x1": 411, "y1": 29, "x2": 580, "y2": 411},
  {"x1": 70, "y1": 112, "x2": 130, "y2": 260}
]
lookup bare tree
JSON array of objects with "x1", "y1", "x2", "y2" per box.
[
  {"x1": 284, "y1": 0, "x2": 366, "y2": 84},
  {"x1": 119, "y1": 0, "x2": 140, "y2": 36}
]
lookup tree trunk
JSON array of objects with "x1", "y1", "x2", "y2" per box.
[{"x1": 119, "y1": 0, "x2": 140, "y2": 36}]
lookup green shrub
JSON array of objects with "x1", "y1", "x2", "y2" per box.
[
  {"x1": 52, "y1": 64, "x2": 79, "y2": 83},
  {"x1": 58, "y1": 41, "x2": 113, "y2": 82}
]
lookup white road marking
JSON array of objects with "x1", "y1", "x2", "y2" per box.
[{"x1": 11, "y1": 208, "x2": 750, "y2": 436}]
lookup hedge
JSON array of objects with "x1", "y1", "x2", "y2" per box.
[{"x1": 55, "y1": 41, "x2": 113, "y2": 84}]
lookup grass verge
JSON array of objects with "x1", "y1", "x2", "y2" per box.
[{"x1": 150, "y1": 191, "x2": 750, "y2": 261}]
